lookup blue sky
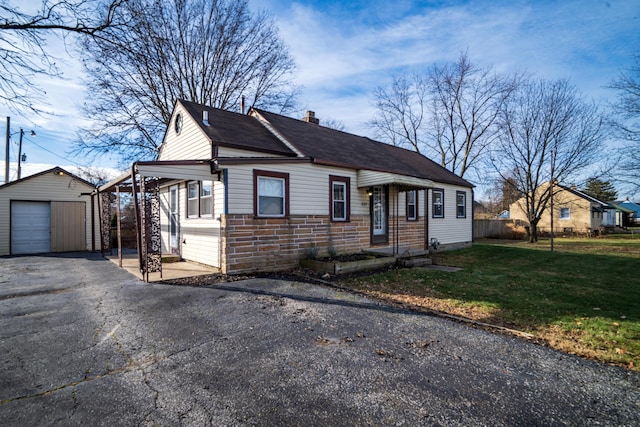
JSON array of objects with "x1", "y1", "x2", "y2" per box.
[
  {"x1": 251, "y1": 0, "x2": 638, "y2": 135},
  {"x1": 3, "y1": 0, "x2": 639, "y2": 196}
]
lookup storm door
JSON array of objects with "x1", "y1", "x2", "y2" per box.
[
  {"x1": 169, "y1": 185, "x2": 180, "y2": 254},
  {"x1": 370, "y1": 185, "x2": 388, "y2": 244}
]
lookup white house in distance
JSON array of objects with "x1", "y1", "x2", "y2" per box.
[
  {"x1": 99, "y1": 100, "x2": 474, "y2": 277},
  {"x1": 0, "y1": 167, "x2": 99, "y2": 255}
]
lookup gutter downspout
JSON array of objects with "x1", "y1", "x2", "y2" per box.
[
  {"x1": 424, "y1": 189, "x2": 429, "y2": 251},
  {"x1": 471, "y1": 188, "x2": 475, "y2": 243},
  {"x1": 221, "y1": 168, "x2": 228, "y2": 272}
]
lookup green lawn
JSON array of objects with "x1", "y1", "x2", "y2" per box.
[{"x1": 339, "y1": 238, "x2": 640, "y2": 370}]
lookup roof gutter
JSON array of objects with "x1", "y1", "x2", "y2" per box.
[{"x1": 215, "y1": 156, "x2": 313, "y2": 166}]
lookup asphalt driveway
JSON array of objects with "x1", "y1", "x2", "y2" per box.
[{"x1": 0, "y1": 253, "x2": 638, "y2": 426}]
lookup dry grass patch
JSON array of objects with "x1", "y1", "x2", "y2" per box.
[{"x1": 339, "y1": 239, "x2": 640, "y2": 371}]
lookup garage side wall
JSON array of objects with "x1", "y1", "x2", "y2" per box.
[{"x1": 0, "y1": 172, "x2": 98, "y2": 256}]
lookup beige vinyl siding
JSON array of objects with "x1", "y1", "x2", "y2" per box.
[
  {"x1": 180, "y1": 220, "x2": 220, "y2": 266},
  {"x1": 159, "y1": 180, "x2": 223, "y2": 267},
  {"x1": 427, "y1": 184, "x2": 472, "y2": 245},
  {"x1": 217, "y1": 147, "x2": 284, "y2": 158},
  {"x1": 158, "y1": 106, "x2": 211, "y2": 160},
  {"x1": 0, "y1": 172, "x2": 98, "y2": 256},
  {"x1": 224, "y1": 163, "x2": 368, "y2": 216},
  {"x1": 214, "y1": 177, "x2": 225, "y2": 215}
]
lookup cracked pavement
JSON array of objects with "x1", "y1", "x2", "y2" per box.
[{"x1": 0, "y1": 253, "x2": 638, "y2": 426}]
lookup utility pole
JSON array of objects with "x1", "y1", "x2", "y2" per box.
[
  {"x1": 549, "y1": 149, "x2": 555, "y2": 252},
  {"x1": 17, "y1": 129, "x2": 24, "y2": 180},
  {"x1": 4, "y1": 116, "x2": 9, "y2": 184}
]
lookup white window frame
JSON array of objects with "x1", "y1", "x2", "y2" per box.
[
  {"x1": 200, "y1": 180, "x2": 213, "y2": 217},
  {"x1": 456, "y1": 191, "x2": 466, "y2": 219},
  {"x1": 560, "y1": 207, "x2": 571, "y2": 220},
  {"x1": 406, "y1": 190, "x2": 417, "y2": 221},
  {"x1": 187, "y1": 181, "x2": 199, "y2": 218},
  {"x1": 432, "y1": 189, "x2": 444, "y2": 218},
  {"x1": 256, "y1": 175, "x2": 286, "y2": 217}
]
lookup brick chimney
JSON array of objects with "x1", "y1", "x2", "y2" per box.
[{"x1": 302, "y1": 110, "x2": 319, "y2": 125}]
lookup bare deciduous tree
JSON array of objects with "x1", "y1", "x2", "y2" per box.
[
  {"x1": 75, "y1": 0, "x2": 298, "y2": 163},
  {"x1": 491, "y1": 79, "x2": 607, "y2": 242},
  {"x1": 0, "y1": 0, "x2": 125, "y2": 114},
  {"x1": 369, "y1": 72, "x2": 428, "y2": 154},
  {"x1": 369, "y1": 52, "x2": 521, "y2": 179},
  {"x1": 321, "y1": 118, "x2": 346, "y2": 132},
  {"x1": 609, "y1": 52, "x2": 640, "y2": 194}
]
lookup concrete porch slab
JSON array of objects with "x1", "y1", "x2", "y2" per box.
[{"x1": 105, "y1": 250, "x2": 219, "y2": 282}]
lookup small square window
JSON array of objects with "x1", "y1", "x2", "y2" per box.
[
  {"x1": 254, "y1": 170, "x2": 289, "y2": 218},
  {"x1": 432, "y1": 189, "x2": 444, "y2": 218},
  {"x1": 560, "y1": 207, "x2": 570, "y2": 220}
]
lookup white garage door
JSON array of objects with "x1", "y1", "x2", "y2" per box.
[{"x1": 11, "y1": 201, "x2": 51, "y2": 254}]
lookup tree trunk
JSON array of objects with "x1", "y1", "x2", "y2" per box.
[{"x1": 529, "y1": 219, "x2": 539, "y2": 243}]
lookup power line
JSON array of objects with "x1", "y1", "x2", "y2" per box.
[{"x1": 21, "y1": 136, "x2": 81, "y2": 167}]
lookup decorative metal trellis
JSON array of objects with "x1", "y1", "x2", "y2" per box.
[
  {"x1": 140, "y1": 178, "x2": 162, "y2": 280},
  {"x1": 100, "y1": 191, "x2": 112, "y2": 255}
]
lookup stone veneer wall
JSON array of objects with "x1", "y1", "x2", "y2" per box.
[{"x1": 220, "y1": 214, "x2": 427, "y2": 274}]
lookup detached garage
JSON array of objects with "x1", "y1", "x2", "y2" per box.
[{"x1": 0, "y1": 167, "x2": 99, "y2": 256}]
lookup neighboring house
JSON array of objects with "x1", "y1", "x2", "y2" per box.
[
  {"x1": 99, "y1": 101, "x2": 474, "y2": 275},
  {"x1": 496, "y1": 210, "x2": 510, "y2": 219},
  {"x1": 603, "y1": 202, "x2": 635, "y2": 228},
  {"x1": 618, "y1": 199, "x2": 640, "y2": 226},
  {"x1": 473, "y1": 201, "x2": 491, "y2": 219},
  {"x1": 0, "y1": 167, "x2": 99, "y2": 255},
  {"x1": 509, "y1": 184, "x2": 611, "y2": 235}
]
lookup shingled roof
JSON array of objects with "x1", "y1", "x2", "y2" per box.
[
  {"x1": 177, "y1": 101, "x2": 472, "y2": 188},
  {"x1": 179, "y1": 100, "x2": 294, "y2": 156},
  {"x1": 254, "y1": 109, "x2": 472, "y2": 188}
]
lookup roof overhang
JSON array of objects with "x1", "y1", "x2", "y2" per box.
[
  {"x1": 99, "y1": 160, "x2": 216, "y2": 192},
  {"x1": 357, "y1": 170, "x2": 435, "y2": 190}
]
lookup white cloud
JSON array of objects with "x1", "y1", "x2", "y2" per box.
[{"x1": 263, "y1": 0, "x2": 639, "y2": 140}]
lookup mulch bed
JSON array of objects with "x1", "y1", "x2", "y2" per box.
[{"x1": 159, "y1": 264, "x2": 403, "y2": 288}]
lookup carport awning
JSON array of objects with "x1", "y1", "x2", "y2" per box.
[
  {"x1": 357, "y1": 170, "x2": 435, "y2": 190},
  {"x1": 135, "y1": 161, "x2": 215, "y2": 181},
  {"x1": 99, "y1": 160, "x2": 216, "y2": 192}
]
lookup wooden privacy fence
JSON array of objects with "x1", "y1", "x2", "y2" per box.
[{"x1": 474, "y1": 219, "x2": 523, "y2": 239}]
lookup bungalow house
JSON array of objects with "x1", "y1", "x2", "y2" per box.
[
  {"x1": 509, "y1": 183, "x2": 611, "y2": 235},
  {"x1": 99, "y1": 100, "x2": 474, "y2": 277},
  {"x1": 0, "y1": 166, "x2": 99, "y2": 255}
]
